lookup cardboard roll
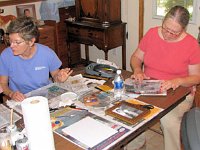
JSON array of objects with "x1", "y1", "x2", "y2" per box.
[{"x1": 85, "y1": 63, "x2": 117, "y2": 78}]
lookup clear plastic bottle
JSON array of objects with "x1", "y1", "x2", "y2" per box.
[{"x1": 114, "y1": 70, "x2": 124, "y2": 100}]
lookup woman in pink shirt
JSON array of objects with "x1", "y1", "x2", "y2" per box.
[{"x1": 131, "y1": 6, "x2": 200, "y2": 150}]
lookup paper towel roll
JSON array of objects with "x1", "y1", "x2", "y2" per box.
[{"x1": 21, "y1": 96, "x2": 55, "y2": 150}]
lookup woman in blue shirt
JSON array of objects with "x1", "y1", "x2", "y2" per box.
[{"x1": 0, "y1": 16, "x2": 72, "y2": 101}]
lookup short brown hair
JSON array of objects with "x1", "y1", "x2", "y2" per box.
[{"x1": 7, "y1": 16, "x2": 39, "y2": 41}]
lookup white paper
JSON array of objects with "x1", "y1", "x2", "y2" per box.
[
  {"x1": 62, "y1": 116, "x2": 117, "y2": 148},
  {"x1": 21, "y1": 96, "x2": 55, "y2": 150}
]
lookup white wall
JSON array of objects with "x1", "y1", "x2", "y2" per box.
[{"x1": 1, "y1": 0, "x2": 200, "y2": 71}]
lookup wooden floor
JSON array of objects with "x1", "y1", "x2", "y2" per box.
[{"x1": 126, "y1": 122, "x2": 164, "y2": 150}]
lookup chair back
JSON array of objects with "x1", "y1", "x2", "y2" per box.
[{"x1": 181, "y1": 107, "x2": 200, "y2": 150}]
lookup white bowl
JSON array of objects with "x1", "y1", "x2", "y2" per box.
[{"x1": 60, "y1": 92, "x2": 77, "y2": 103}]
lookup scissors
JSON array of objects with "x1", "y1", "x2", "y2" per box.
[
  {"x1": 141, "y1": 104, "x2": 154, "y2": 110},
  {"x1": 49, "y1": 104, "x2": 87, "y2": 113}
]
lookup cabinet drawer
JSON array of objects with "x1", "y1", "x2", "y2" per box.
[
  {"x1": 68, "y1": 26, "x2": 104, "y2": 40},
  {"x1": 39, "y1": 35, "x2": 54, "y2": 42}
]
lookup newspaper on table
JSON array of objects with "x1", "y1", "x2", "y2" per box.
[
  {"x1": 124, "y1": 78, "x2": 167, "y2": 96},
  {"x1": 6, "y1": 74, "x2": 106, "y2": 114}
]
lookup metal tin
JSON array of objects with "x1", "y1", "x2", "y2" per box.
[{"x1": 16, "y1": 137, "x2": 29, "y2": 150}]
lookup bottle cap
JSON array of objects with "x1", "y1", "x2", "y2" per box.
[{"x1": 116, "y1": 70, "x2": 121, "y2": 74}]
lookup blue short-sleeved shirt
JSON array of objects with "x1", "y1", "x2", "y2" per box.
[{"x1": 0, "y1": 43, "x2": 62, "y2": 94}]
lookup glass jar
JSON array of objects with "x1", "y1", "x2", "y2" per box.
[{"x1": 0, "y1": 128, "x2": 12, "y2": 150}]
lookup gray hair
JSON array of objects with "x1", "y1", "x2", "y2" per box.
[
  {"x1": 163, "y1": 5, "x2": 190, "y2": 29},
  {"x1": 7, "y1": 16, "x2": 39, "y2": 41}
]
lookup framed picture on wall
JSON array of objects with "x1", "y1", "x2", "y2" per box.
[{"x1": 16, "y1": 4, "x2": 36, "y2": 19}]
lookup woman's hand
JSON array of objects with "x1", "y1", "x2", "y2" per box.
[
  {"x1": 9, "y1": 91, "x2": 26, "y2": 102},
  {"x1": 131, "y1": 68, "x2": 150, "y2": 83},
  {"x1": 160, "y1": 78, "x2": 182, "y2": 92},
  {"x1": 56, "y1": 68, "x2": 73, "y2": 82}
]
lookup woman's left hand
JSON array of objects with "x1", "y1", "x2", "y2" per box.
[
  {"x1": 160, "y1": 78, "x2": 182, "y2": 92},
  {"x1": 56, "y1": 68, "x2": 73, "y2": 82}
]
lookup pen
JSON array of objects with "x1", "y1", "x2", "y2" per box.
[
  {"x1": 69, "y1": 105, "x2": 88, "y2": 111},
  {"x1": 82, "y1": 74, "x2": 109, "y2": 80},
  {"x1": 94, "y1": 86, "x2": 111, "y2": 94},
  {"x1": 49, "y1": 105, "x2": 88, "y2": 112},
  {"x1": 55, "y1": 114, "x2": 75, "y2": 118},
  {"x1": 49, "y1": 108, "x2": 59, "y2": 112}
]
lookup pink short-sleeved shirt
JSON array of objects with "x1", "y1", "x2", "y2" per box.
[{"x1": 138, "y1": 27, "x2": 200, "y2": 80}]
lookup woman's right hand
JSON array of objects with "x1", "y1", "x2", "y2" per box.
[
  {"x1": 131, "y1": 69, "x2": 150, "y2": 83},
  {"x1": 9, "y1": 91, "x2": 26, "y2": 102}
]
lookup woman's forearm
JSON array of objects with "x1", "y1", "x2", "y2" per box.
[
  {"x1": 1, "y1": 84, "x2": 13, "y2": 97},
  {"x1": 179, "y1": 75, "x2": 200, "y2": 87}
]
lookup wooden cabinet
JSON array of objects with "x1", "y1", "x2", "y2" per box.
[
  {"x1": 66, "y1": 21, "x2": 126, "y2": 69},
  {"x1": 38, "y1": 25, "x2": 55, "y2": 51},
  {"x1": 75, "y1": 0, "x2": 121, "y2": 25},
  {"x1": 44, "y1": 6, "x2": 80, "y2": 68},
  {"x1": 0, "y1": 43, "x2": 6, "y2": 54},
  {"x1": 66, "y1": 0, "x2": 126, "y2": 69}
]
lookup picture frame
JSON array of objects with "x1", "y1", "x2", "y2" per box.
[
  {"x1": 105, "y1": 101, "x2": 150, "y2": 125},
  {"x1": 16, "y1": 4, "x2": 36, "y2": 19}
]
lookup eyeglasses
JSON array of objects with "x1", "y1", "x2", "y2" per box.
[
  {"x1": 162, "y1": 25, "x2": 182, "y2": 37},
  {"x1": 9, "y1": 40, "x2": 25, "y2": 46}
]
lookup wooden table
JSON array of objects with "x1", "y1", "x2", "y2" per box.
[
  {"x1": 53, "y1": 69, "x2": 190, "y2": 150},
  {"x1": 4, "y1": 68, "x2": 190, "y2": 150}
]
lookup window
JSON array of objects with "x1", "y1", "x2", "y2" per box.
[{"x1": 153, "y1": 0, "x2": 197, "y2": 23}]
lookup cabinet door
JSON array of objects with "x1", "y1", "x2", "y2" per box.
[
  {"x1": 77, "y1": 0, "x2": 103, "y2": 23},
  {"x1": 0, "y1": 43, "x2": 6, "y2": 53},
  {"x1": 38, "y1": 26, "x2": 55, "y2": 51},
  {"x1": 45, "y1": 6, "x2": 81, "y2": 68},
  {"x1": 59, "y1": 7, "x2": 80, "y2": 67},
  {"x1": 75, "y1": 0, "x2": 121, "y2": 24}
]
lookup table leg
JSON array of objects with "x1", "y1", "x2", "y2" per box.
[
  {"x1": 85, "y1": 45, "x2": 89, "y2": 65},
  {"x1": 122, "y1": 44, "x2": 126, "y2": 70},
  {"x1": 105, "y1": 51, "x2": 108, "y2": 60},
  {"x1": 67, "y1": 43, "x2": 72, "y2": 67},
  {"x1": 122, "y1": 25, "x2": 126, "y2": 70}
]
